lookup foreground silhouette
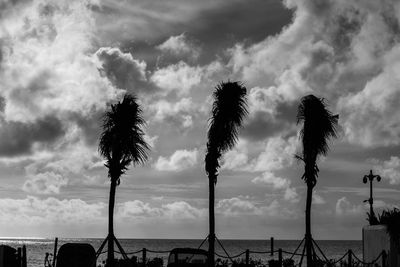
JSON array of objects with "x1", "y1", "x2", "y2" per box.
[
  {"x1": 296, "y1": 95, "x2": 338, "y2": 267},
  {"x1": 205, "y1": 81, "x2": 248, "y2": 267},
  {"x1": 97, "y1": 94, "x2": 149, "y2": 267}
]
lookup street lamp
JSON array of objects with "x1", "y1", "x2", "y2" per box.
[{"x1": 363, "y1": 170, "x2": 381, "y2": 217}]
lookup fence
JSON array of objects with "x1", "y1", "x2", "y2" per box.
[{"x1": 97, "y1": 247, "x2": 388, "y2": 267}]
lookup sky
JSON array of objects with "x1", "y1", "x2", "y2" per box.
[{"x1": 0, "y1": 0, "x2": 400, "y2": 240}]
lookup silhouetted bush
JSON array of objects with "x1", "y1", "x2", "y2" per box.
[
  {"x1": 267, "y1": 258, "x2": 294, "y2": 267},
  {"x1": 146, "y1": 257, "x2": 163, "y2": 267},
  {"x1": 216, "y1": 257, "x2": 268, "y2": 267},
  {"x1": 282, "y1": 259, "x2": 294, "y2": 267},
  {"x1": 378, "y1": 208, "x2": 400, "y2": 244},
  {"x1": 367, "y1": 211, "x2": 379, "y2": 225}
]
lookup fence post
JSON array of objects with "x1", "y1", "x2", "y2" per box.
[
  {"x1": 278, "y1": 248, "x2": 282, "y2": 267},
  {"x1": 382, "y1": 250, "x2": 387, "y2": 267},
  {"x1": 271, "y1": 237, "x2": 274, "y2": 256},
  {"x1": 347, "y1": 249, "x2": 352, "y2": 267},
  {"x1": 22, "y1": 245, "x2": 27, "y2": 267},
  {"x1": 17, "y1": 247, "x2": 21, "y2": 267},
  {"x1": 142, "y1": 248, "x2": 147, "y2": 266},
  {"x1": 245, "y1": 249, "x2": 250, "y2": 265},
  {"x1": 52, "y1": 237, "x2": 58, "y2": 267}
]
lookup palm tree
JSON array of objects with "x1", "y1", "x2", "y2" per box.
[
  {"x1": 98, "y1": 94, "x2": 149, "y2": 267},
  {"x1": 296, "y1": 95, "x2": 338, "y2": 267},
  {"x1": 205, "y1": 81, "x2": 248, "y2": 267}
]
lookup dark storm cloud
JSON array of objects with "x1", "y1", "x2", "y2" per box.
[
  {"x1": 241, "y1": 101, "x2": 298, "y2": 142},
  {"x1": 0, "y1": 116, "x2": 65, "y2": 156},
  {"x1": 119, "y1": 41, "x2": 161, "y2": 71},
  {"x1": 188, "y1": 0, "x2": 293, "y2": 64},
  {"x1": 241, "y1": 112, "x2": 285, "y2": 141},
  {"x1": 0, "y1": 96, "x2": 5, "y2": 112},
  {"x1": 68, "y1": 111, "x2": 102, "y2": 146},
  {"x1": 93, "y1": 0, "x2": 292, "y2": 66},
  {"x1": 96, "y1": 47, "x2": 155, "y2": 94},
  {"x1": 0, "y1": 0, "x2": 32, "y2": 18},
  {"x1": 8, "y1": 71, "x2": 51, "y2": 114}
]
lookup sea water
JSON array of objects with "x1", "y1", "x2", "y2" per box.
[{"x1": 0, "y1": 238, "x2": 362, "y2": 267}]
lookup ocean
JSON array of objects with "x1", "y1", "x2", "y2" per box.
[{"x1": 0, "y1": 238, "x2": 362, "y2": 267}]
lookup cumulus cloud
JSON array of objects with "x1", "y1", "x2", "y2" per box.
[
  {"x1": 335, "y1": 197, "x2": 363, "y2": 216},
  {"x1": 95, "y1": 47, "x2": 150, "y2": 94},
  {"x1": 227, "y1": 0, "x2": 400, "y2": 147},
  {"x1": 252, "y1": 172, "x2": 290, "y2": 189},
  {"x1": 222, "y1": 136, "x2": 298, "y2": 172},
  {"x1": 251, "y1": 172, "x2": 299, "y2": 203},
  {"x1": 150, "y1": 61, "x2": 203, "y2": 96},
  {"x1": 374, "y1": 156, "x2": 400, "y2": 185},
  {"x1": 154, "y1": 148, "x2": 198, "y2": 171},
  {"x1": 162, "y1": 201, "x2": 206, "y2": 219},
  {"x1": 157, "y1": 33, "x2": 201, "y2": 60},
  {"x1": 149, "y1": 98, "x2": 196, "y2": 129},
  {"x1": 284, "y1": 187, "x2": 299, "y2": 203},
  {"x1": 313, "y1": 192, "x2": 326, "y2": 205},
  {"x1": 223, "y1": 136, "x2": 299, "y2": 202},
  {"x1": 0, "y1": 1, "x2": 121, "y2": 123},
  {"x1": 117, "y1": 200, "x2": 162, "y2": 218},
  {"x1": 0, "y1": 196, "x2": 206, "y2": 227},
  {"x1": 216, "y1": 197, "x2": 297, "y2": 218},
  {"x1": 251, "y1": 136, "x2": 298, "y2": 172},
  {"x1": 117, "y1": 200, "x2": 206, "y2": 220},
  {"x1": 22, "y1": 171, "x2": 68, "y2": 194},
  {"x1": 221, "y1": 139, "x2": 249, "y2": 170},
  {"x1": 0, "y1": 196, "x2": 105, "y2": 225},
  {"x1": 217, "y1": 197, "x2": 263, "y2": 216},
  {"x1": 18, "y1": 135, "x2": 104, "y2": 193}
]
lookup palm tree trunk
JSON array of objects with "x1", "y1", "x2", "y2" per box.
[
  {"x1": 208, "y1": 174, "x2": 215, "y2": 267},
  {"x1": 305, "y1": 181, "x2": 314, "y2": 267},
  {"x1": 107, "y1": 178, "x2": 117, "y2": 267}
]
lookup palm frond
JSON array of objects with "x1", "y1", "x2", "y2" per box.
[
  {"x1": 297, "y1": 95, "x2": 338, "y2": 183},
  {"x1": 297, "y1": 95, "x2": 338, "y2": 161},
  {"x1": 205, "y1": 81, "x2": 248, "y2": 179},
  {"x1": 99, "y1": 94, "x2": 150, "y2": 180}
]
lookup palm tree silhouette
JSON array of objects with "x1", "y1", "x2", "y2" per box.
[
  {"x1": 296, "y1": 95, "x2": 338, "y2": 267},
  {"x1": 97, "y1": 94, "x2": 149, "y2": 267},
  {"x1": 205, "y1": 81, "x2": 248, "y2": 267}
]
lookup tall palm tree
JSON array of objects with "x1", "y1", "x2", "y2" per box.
[
  {"x1": 98, "y1": 94, "x2": 149, "y2": 267},
  {"x1": 296, "y1": 95, "x2": 338, "y2": 267},
  {"x1": 205, "y1": 81, "x2": 248, "y2": 267}
]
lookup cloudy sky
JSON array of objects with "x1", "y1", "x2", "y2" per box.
[{"x1": 0, "y1": 0, "x2": 400, "y2": 240}]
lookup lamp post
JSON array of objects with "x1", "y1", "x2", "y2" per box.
[{"x1": 363, "y1": 170, "x2": 381, "y2": 217}]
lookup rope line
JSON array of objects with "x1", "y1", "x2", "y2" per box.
[
  {"x1": 114, "y1": 249, "x2": 143, "y2": 255},
  {"x1": 290, "y1": 237, "x2": 305, "y2": 260},
  {"x1": 281, "y1": 250, "x2": 304, "y2": 256},
  {"x1": 197, "y1": 236, "x2": 209, "y2": 250},
  {"x1": 312, "y1": 239, "x2": 330, "y2": 262},
  {"x1": 145, "y1": 249, "x2": 171, "y2": 253},
  {"x1": 215, "y1": 237, "x2": 234, "y2": 263},
  {"x1": 221, "y1": 251, "x2": 246, "y2": 258},
  {"x1": 248, "y1": 250, "x2": 276, "y2": 254},
  {"x1": 352, "y1": 250, "x2": 383, "y2": 265},
  {"x1": 329, "y1": 251, "x2": 348, "y2": 265},
  {"x1": 214, "y1": 251, "x2": 246, "y2": 259}
]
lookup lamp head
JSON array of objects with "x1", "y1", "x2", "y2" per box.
[
  {"x1": 377, "y1": 175, "x2": 381, "y2": 182},
  {"x1": 363, "y1": 176, "x2": 368, "y2": 184}
]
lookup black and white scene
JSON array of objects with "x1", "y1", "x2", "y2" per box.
[{"x1": 0, "y1": 0, "x2": 400, "y2": 266}]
